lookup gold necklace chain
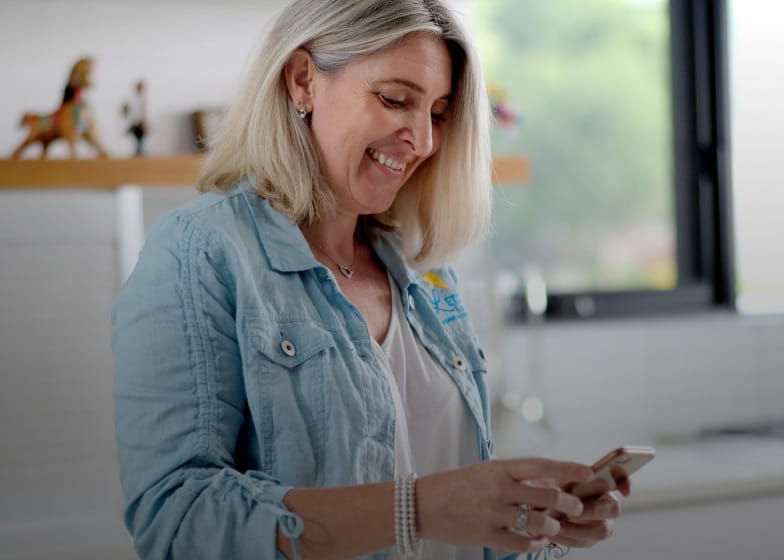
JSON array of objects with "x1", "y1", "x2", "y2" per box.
[{"x1": 304, "y1": 234, "x2": 358, "y2": 279}]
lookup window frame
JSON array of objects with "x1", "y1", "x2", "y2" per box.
[{"x1": 507, "y1": 0, "x2": 735, "y2": 321}]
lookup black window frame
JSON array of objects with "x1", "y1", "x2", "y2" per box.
[{"x1": 508, "y1": 0, "x2": 735, "y2": 321}]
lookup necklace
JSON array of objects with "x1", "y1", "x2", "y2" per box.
[{"x1": 304, "y1": 234, "x2": 358, "y2": 279}]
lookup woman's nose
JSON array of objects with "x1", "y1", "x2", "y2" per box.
[{"x1": 402, "y1": 110, "x2": 434, "y2": 157}]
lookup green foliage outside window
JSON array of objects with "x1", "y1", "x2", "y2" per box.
[{"x1": 475, "y1": 0, "x2": 675, "y2": 292}]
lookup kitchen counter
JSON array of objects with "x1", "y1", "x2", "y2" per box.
[
  {"x1": 618, "y1": 436, "x2": 784, "y2": 511},
  {"x1": 565, "y1": 436, "x2": 784, "y2": 560}
]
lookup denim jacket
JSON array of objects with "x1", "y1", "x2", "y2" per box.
[{"x1": 113, "y1": 181, "x2": 520, "y2": 560}]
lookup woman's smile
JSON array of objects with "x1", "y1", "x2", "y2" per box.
[{"x1": 366, "y1": 148, "x2": 407, "y2": 173}]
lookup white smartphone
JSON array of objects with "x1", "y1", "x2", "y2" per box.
[{"x1": 567, "y1": 445, "x2": 656, "y2": 499}]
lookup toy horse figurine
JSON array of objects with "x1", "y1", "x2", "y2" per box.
[{"x1": 10, "y1": 57, "x2": 109, "y2": 159}]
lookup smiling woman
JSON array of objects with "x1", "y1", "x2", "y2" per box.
[
  {"x1": 282, "y1": 33, "x2": 453, "y2": 219},
  {"x1": 197, "y1": 0, "x2": 492, "y2": 270},
  {"x1": 112, "y1": 1, "x2": 628, "y2": 559}
]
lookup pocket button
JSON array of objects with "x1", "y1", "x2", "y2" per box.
[{"x1": 280, "y1": 340, "x2": 296, "y2": 357}]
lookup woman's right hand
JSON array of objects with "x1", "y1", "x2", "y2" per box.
[{"x1": 416, "y1": 458, "x2": 593, "y2": 554}]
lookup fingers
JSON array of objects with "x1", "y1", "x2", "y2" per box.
[
  {"x1": 553, "y1": 482, "x2": 623, "y2": 549},
  {"x1": 574, "y1": 494, "x2": 622, "y2": 522},
  {"x1": 493, "y1": 529, "x2": 551, "y2": 555},
  {"x1": 501, "y1": 458, "x2": 593, "y2": 487},
  {"x1": 500, "y1": 505, "x2": 561, "y2": 539},
  {"x1": 417, "y1": 458, "x2": 617, "y2": 554},
  {"x1": 569, "y1": 478, "x2": 610, "y2": 500},
  {"x1": 616, "y1": 475, "x2": 632, "y2": 497},
  {"x1": 506, "y1": 480, "x2": 584, "y2": 519},
  {"x1": 499, "y1": 458, "x2": 591, "y2": 519},
  {"x1": 554, "y1": 519, "x2": 614, "y2": 548}
]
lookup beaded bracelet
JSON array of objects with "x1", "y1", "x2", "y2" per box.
[{"x1": 394, "y1": 472, "x2": 421, "y2": 557}]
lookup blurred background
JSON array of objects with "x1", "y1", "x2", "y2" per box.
[{"x1": 0, "y1": 0, "x2": 782, "y2": 558}]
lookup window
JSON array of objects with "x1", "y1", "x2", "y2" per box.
[{"x1": 472, "y1": 0, "x2": 732, "y2": 319}]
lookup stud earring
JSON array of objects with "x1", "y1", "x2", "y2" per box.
[{"x1": 297, "y1": 105, "x2": 309, "y2": 120}]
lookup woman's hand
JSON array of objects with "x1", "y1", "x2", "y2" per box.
[
  {"x1": 551, "y1": 477, "x2": 630, "y2": 548},
  {"x1": 416, "y1": 458, "x2": 594, "y2": 554}
]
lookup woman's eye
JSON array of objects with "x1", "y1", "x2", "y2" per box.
[
  {"x1": 379, "y1": 94, "x2": 406, "y2": 108},
  {"x1": 431, "y1": 112, "x2": 447, "y2": 124}
]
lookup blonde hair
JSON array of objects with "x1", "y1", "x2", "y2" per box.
[{"x1": 197, "y1": 0, "x2": 492, "y2": 268}]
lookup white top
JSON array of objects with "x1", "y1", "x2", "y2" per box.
[{"x1": 371, "y1": 275, "x2": 482, "y2": 560}]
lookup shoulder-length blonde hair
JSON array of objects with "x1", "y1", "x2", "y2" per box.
[{"x1": 197, "y1": 0, "x2": 492, "y2": 269}]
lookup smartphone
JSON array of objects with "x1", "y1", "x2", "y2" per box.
[{"x1": 567, "y1": 445, "x2": 655, "y2": 500}]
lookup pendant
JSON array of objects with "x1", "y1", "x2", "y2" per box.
[{"x1": 338, "y1": 265, "x2": 354, "y2": 279}]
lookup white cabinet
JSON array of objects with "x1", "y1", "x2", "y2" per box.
[
  {"x1": 577, "y1": 493, "x2": 782, "y2": 560},
  {"x1": 0, "y1": 190, "x2": 134, "y2": 559}
]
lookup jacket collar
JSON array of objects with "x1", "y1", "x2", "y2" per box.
[
  {"x1": 367, "y1": 228, "x2": 420, "y2": 293},
  {"x1": 240, "y1": 182, "x2": 318, "y2": 274},
  {"x1": 239, "y1": 179, "x2": 423, "y2": 290}
]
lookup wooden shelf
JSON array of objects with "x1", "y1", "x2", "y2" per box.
[
  {"x1": 0, "y1": 154, "x2": 528, "y2": 189},
  {"x1": 0, "y1": 155, "x2": 202, "y2": 189}
]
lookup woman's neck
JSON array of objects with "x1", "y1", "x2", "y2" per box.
[{"x1": 300, "y1": 215, "x2": 361, "y2": 265}]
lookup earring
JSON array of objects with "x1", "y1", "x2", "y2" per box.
[{"x1": 297, "y1": 105, "x2": 309, "y2": 119}]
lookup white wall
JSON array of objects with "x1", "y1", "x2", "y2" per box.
[
  {"x1": 731, "y1": 0, "x2": 784, "y2": 312},
  {"x1": 0, "y1": 0, "x2": 285, "y2": 158}
]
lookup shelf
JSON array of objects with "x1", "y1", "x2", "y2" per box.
[
  {"x1": 0, "y1": 154, "x2": 529, "y2": 189},
  {"x1": 0, "y1": 155, "x2": 202, "y2": 189}
]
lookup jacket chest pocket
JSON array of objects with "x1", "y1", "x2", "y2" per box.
[{"x1": 240, "y1": 315, "x2": 336, "y2": 485}]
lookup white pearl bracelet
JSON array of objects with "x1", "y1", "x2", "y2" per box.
[{"x1": 394, "y1": 473, "x2": 421, "y2": 557}]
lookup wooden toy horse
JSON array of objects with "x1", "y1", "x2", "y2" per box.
[{"x1": 10, "y1": 57, "x2": 108, "y2": 159}]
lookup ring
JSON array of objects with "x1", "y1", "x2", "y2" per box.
[{"x1": 510, "y1": 504, "x2": 534, "y2": 537}]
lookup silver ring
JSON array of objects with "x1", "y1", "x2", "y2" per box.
[{"x1": 510, "y1": 504, "x2": 533, "y2": 537}]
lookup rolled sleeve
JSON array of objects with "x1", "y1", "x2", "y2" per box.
[{"x1": 112, "y1": 213, "x2": 301, "y2": 559}]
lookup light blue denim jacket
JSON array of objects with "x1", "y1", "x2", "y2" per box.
[{"x1": 113, "y1": 181, "x2": 532, "y2": 560}]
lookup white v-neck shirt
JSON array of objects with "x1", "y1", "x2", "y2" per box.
[{"x1": 371, "y1": 275, "x2": 482, "y2": 560}]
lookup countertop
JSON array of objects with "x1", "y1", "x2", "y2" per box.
[{"x1": 618, "y1": 436, "x2": 784, "y2": 511}]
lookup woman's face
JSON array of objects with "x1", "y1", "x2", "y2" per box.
[{"x1": 308, "y1": 32, "x2": 453, "y2": 216}]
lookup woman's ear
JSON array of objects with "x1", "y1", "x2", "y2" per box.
[{"x1": 284, "y1": 48, "x2": 316, "y2": 109}]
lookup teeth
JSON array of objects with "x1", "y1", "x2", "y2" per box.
[{"x1": 368, "y1": 148, "x2": 406, "y2": 172}]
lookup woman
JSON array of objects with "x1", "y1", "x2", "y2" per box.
[{"x1": 112, "y1": 1, "x2": 625, "y2": 558}]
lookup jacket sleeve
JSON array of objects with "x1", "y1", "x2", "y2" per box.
[{"x1": 112, "y1": 214, "x2": 302, "y2": 560}]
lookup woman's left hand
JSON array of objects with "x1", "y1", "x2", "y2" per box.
[{"x1": 551, "y1": 478, "x2": 630, "y2": 548}]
